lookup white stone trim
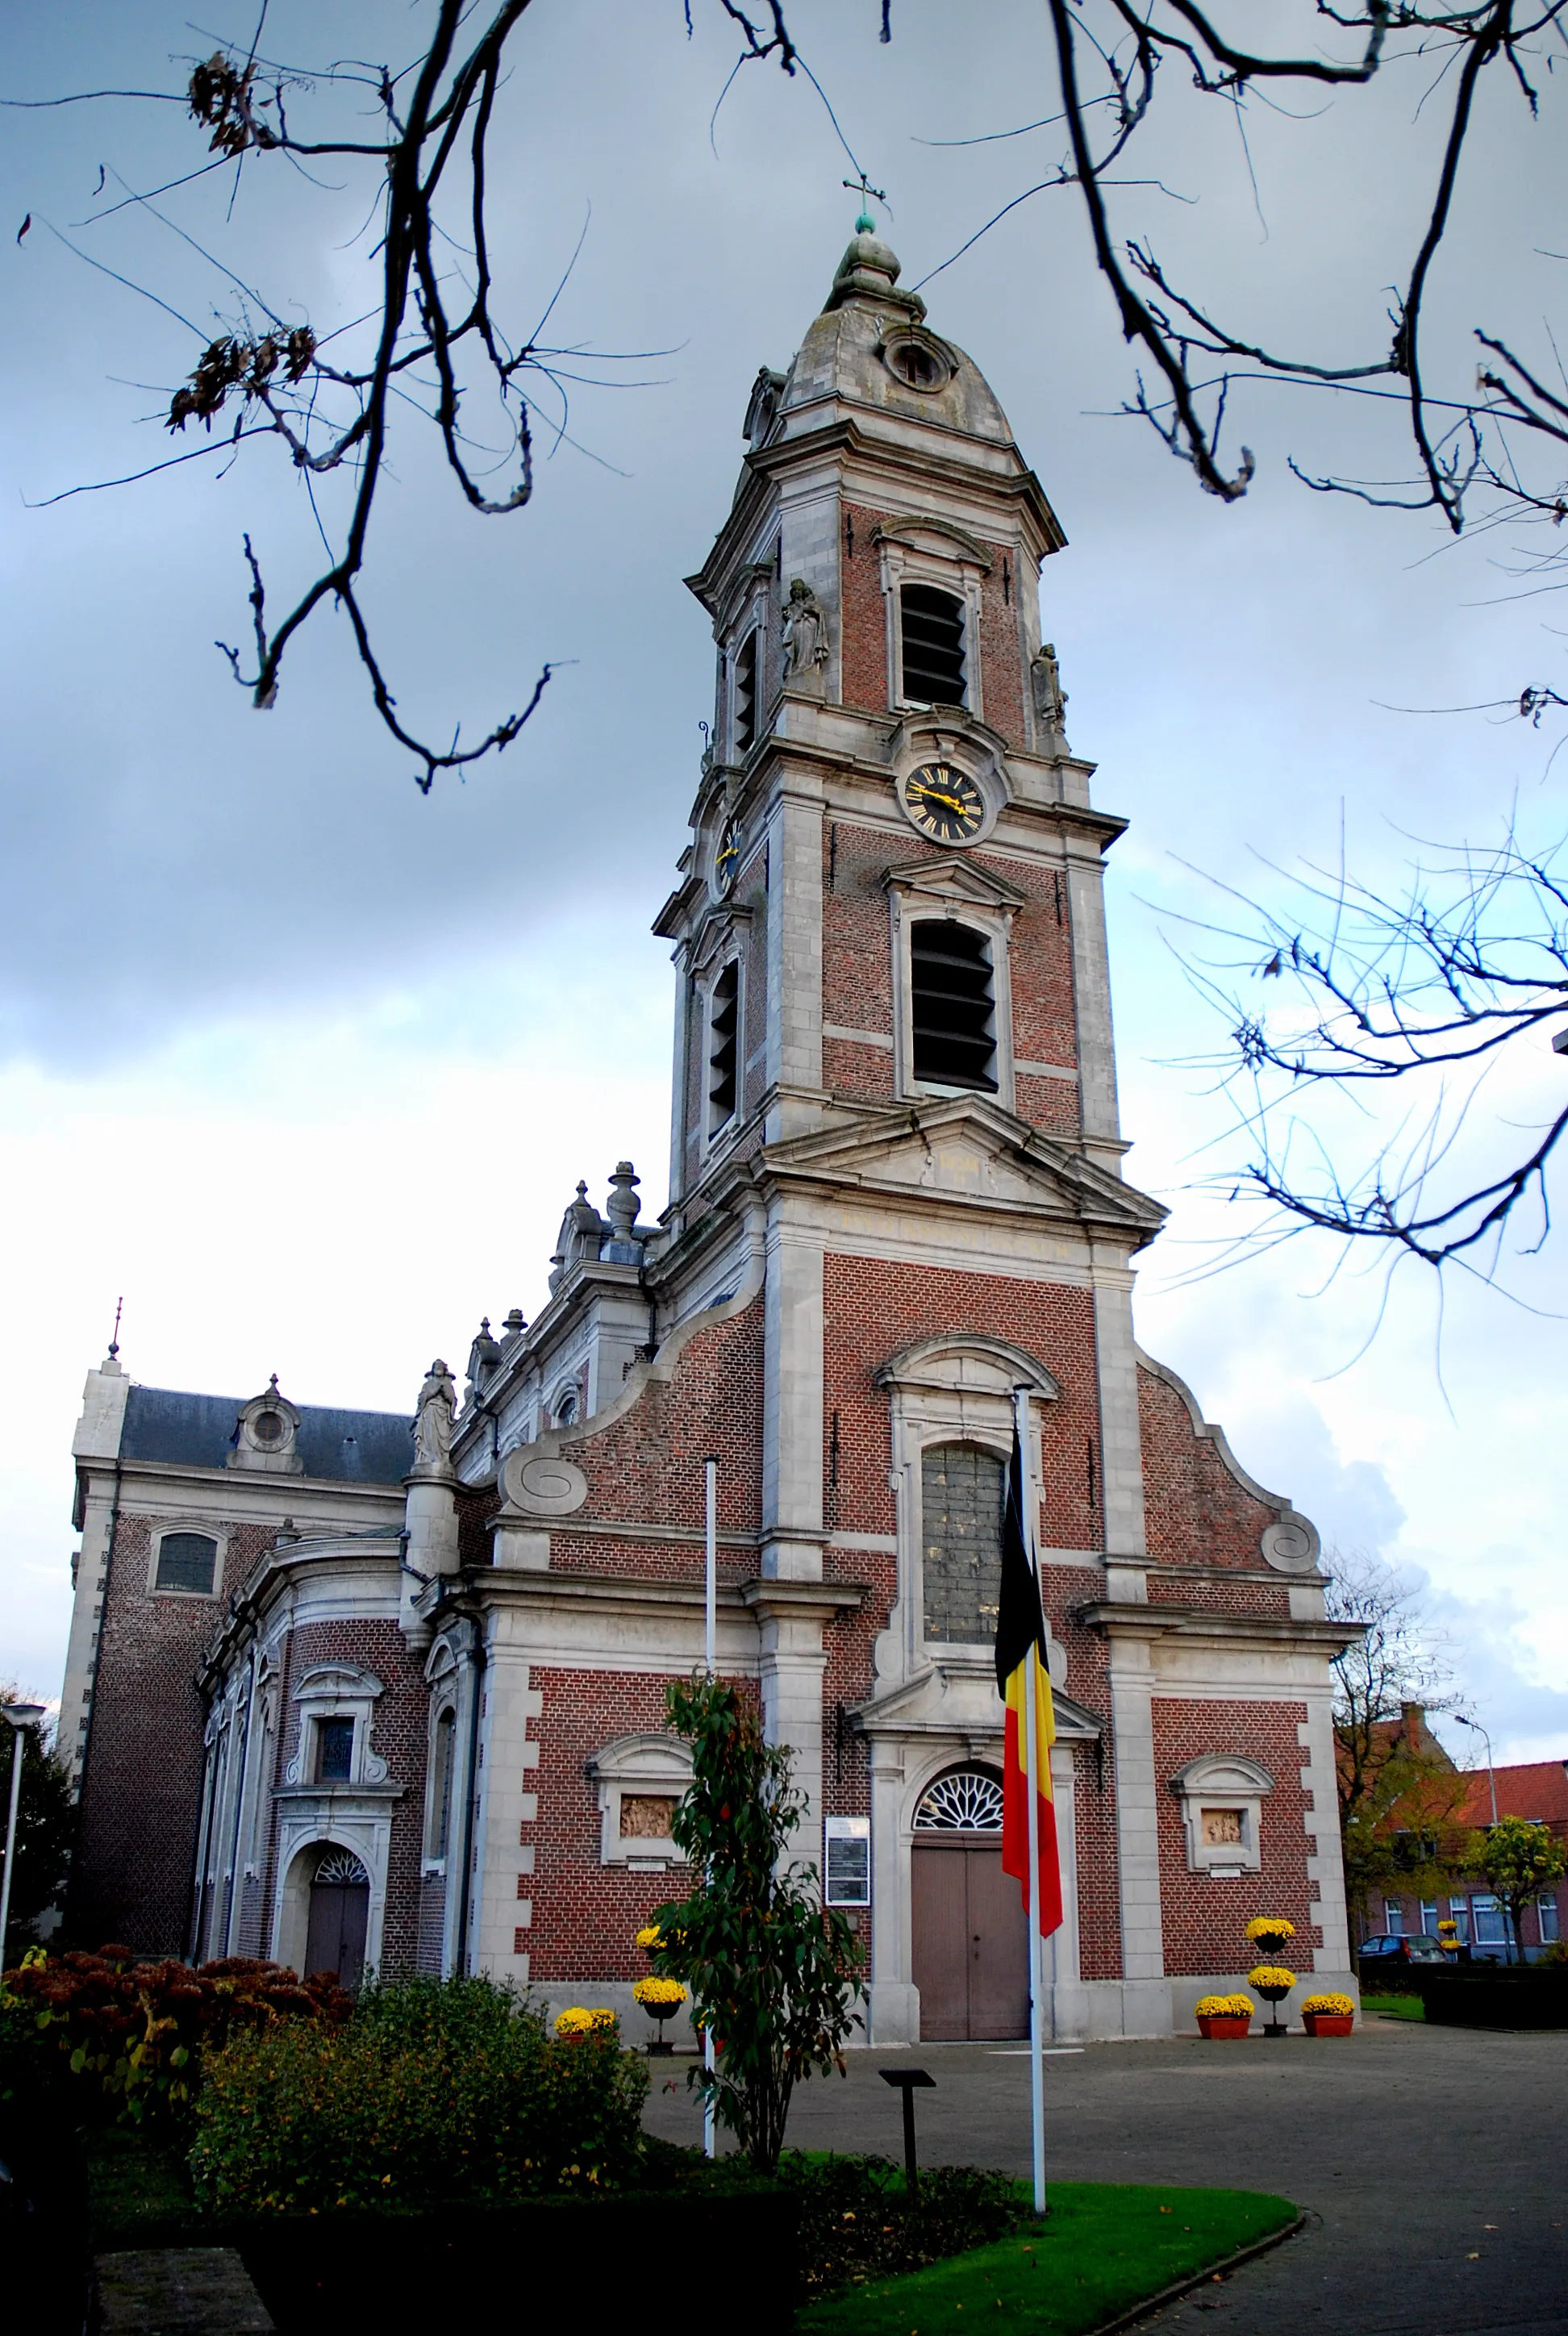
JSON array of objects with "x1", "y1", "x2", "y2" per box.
[
  {"x1": 1168, "y1": 1753, "x2": 1274, "y2": 1875},
  {"x1": 586, "y1": 1732, "x2": 694, "y2": 1871}
]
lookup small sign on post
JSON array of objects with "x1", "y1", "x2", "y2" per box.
[{"x1": 878, "y1": 2066, "x2": 936, "y2": 2192}]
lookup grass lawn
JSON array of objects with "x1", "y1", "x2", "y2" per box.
[
  {"x1": 797, "y1": 2182, "x2": 1299, "y2": 2336},
  {"x1": 1366, "y1": 1995, "x2": 1425, "y2": 2021}
]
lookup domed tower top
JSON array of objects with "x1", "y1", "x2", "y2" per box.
[{"x1": 764, "y1": 223, "x2": 1039, "y2": 479}]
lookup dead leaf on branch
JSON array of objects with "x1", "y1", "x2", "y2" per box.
[
  {"x1": 187, "y1": 52, "x2": 266, "y2": 157},
  {"x1": 168, "y1": 327, "x2": 317, "y2": 432}
]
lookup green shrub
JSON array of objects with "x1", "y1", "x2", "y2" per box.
[{"x1": 189, "y1": 1975, "x2": 648, "y2": 2215}]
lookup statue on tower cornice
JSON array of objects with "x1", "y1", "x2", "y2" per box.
[
  {"x1": 782, "y1": 577, "x2": 828, "y2": 690},
  {"x1": 1031, "y1": 642, "x2": 1069, "y2": 746},
  {"x1": 412, "y1": 1359, "x2": 457, "y2": 1471}
]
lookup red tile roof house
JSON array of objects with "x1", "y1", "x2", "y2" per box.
[{"x1": 1367, "y1": 1754, "x2": 1568, "y2": 1961}]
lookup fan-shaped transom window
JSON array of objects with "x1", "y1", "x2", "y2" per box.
[
  {"x1": 901, "y1": 582, "x2": 966, "y2": 707},
  {"x1": 911, "y1": 921, "x2": 997, "y2": 1094},
  {"x1": 922, "y1": 1442, "x2": 1005, "y2": 1645},
  {"x1": 915, "y1": 1769, "x2": 1004, "y2": 1832},
  {"x1": 154, "y1": 1531, "x2": 218, "y2": 1595},
  {"x1": 314, "y1": 1849, "x2": 369, "y2": 1886}
]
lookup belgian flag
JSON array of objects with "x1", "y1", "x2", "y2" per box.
[{"x1": 995, "y1": 1424, "x2": 1063, "y2": 1938}]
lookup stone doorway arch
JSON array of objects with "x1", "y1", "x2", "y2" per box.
[
  {"x1": 911, "y1": 1766, "x2": 1028, "y2": 2041},
  {"x1": 303, "y1": 1848, "x2": 371, "y2": 1988}
]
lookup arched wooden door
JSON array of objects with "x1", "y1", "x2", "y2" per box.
[
  {"x1": 304, "y1": 1849, "x2": 370, "y2": 1987},
  {"x1": 911, "y1": 1770, "x2": 1028, "y2": 2042}
]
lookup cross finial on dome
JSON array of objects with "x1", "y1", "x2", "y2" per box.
[{"x1": 843, "y1": 170, "x2": 886, "y2": 236}]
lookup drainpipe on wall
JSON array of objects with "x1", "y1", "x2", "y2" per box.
[{"x1": 453, "y1": 1633, "x2": 487, "y2": 1977}]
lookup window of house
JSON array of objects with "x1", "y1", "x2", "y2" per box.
[
  {"x1": 901, "y1": 582, "x2": 966, "y2": 707},
  {"x1": 911, "y1": 921, "x2": 997, "y2": 1092},
  {"x1": 1383, "y1": 1899, "x2": 1406, "y2": 1934},
  {"x1": 732, "y1": 631, "x2": 758, "y2": 755},
  {"x1": 921, "y1": 1443, "x2": 1005, "y2": 1645},
  {"x1": 1471, "y1": 1894, "x2": 1506, "y2": 1946},
  {"x1": 155, "y1": 1532, "x2": 219, "y2": 1595},
  {"x1": 1539, "y1": 1896, "x2": 1561, "y2": 1944},
  {"x1": 1419, "y1": 1900, "x2": 1440, "y2": 1935},
  {"x1": 1448, "y1": 1896, "x2": 1470, "y2": 1942},
  {"x1": 316, "y1": 1717, "x2": 355, "y2": 1782},
  {"x1": 427, "y1": 1708, "x2": 456, "y2": 1859},
  {"x1": 708, "y1": 963, "x2": 740, "y2": 1131}
]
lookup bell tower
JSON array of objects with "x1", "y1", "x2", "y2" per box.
[{"x1": 657, "y1": 217, "x2": 1144, "y2": 1241}]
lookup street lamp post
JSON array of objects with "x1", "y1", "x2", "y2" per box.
[
  {"x1": 1454, "y1": 1713, "x2": 1499, "y2": 1824},
  {"x1": 0, "y1": 1702, "x2": 46, "y2": 1983},
  {"x1": 1454, "y1": 1712, "x2": 1505, "y2": 1960}
]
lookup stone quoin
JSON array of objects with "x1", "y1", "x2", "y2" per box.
[{"x1": 58, "y1": 224, "x2": 1361, "y2": 2042}]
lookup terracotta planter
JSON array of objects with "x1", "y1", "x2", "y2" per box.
[
  {"x1": 1197, "y1": 2014, "x2": 1252, "y2": 2039},
  {"x1": 1303, "y1": 2012, "x2": 1354, "y2": 2037}
]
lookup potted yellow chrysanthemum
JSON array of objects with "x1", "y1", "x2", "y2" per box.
[
  {"x1": 1300, "y1": 1992, "x2": 1355, "y2": 2037},
  {"x1": 1194, "y1": 1992, "x2": 1254, "y2": 2039},
  {"x1": 554, "y1": 2006, "x2": 617, "y2": 2043},
  {"x1": 632, "y1": 1973, "x2": 688, "y2": 2054}
]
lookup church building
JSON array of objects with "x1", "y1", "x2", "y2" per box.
[{"x1": 59, "y1": 224, "x2": 1357, "y2": 2042}]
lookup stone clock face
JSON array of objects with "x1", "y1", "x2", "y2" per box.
[
  {"x1": 901, "y1": 761, "x2": 985, "y2": 843},
  {"x1": 713, "y1": 814, "x2": 740, "y2": 895}
]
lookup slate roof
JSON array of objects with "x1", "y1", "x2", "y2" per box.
[{"x1": 119, "y1": 1384, "x2": 413, "y2": 1485}]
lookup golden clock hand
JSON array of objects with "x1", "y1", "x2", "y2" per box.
[{"x1": 908, "y1": 781, "x2": 970, "y2": 814}]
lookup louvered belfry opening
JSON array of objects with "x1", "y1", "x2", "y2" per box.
[
  {"x1": 901, "y1": 582, "x2": 966, "y2": 706},
  {"x1": 708, "y1": 962, "x2": 740, "y2": 1128},
  {"x1": 732, "y1": 630, "x2": 758, "y2": 753},
  {"x1": 911, "y1": 920, "x2": 997, "y2": 1091}
]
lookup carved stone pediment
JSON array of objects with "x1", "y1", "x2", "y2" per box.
[
  {"x1": 882, "y1": 853, "x2": 1026, "y2": 914},
  {"x1": 765, "y1": 1095, "x2": 1166, "y2": 1241}
]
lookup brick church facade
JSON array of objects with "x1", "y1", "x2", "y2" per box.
[{"x1": 60, "y1": 225, "x2": 1358, "y2": 2041}]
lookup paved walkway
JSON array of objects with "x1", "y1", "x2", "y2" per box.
[{"x1": 642, "y1": 2016, "x2": 1568, "y2": 2334}]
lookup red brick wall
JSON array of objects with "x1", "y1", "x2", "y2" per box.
[
  {"x1": 1150, "y1": 1698, "x2": 1315, "y2": 1974},
  {"x1": 1137, "y1": 1366, "x2": 1282, "y2": 1572},
  {"x1": 71, "y1": 1512, "x2": 273, "y2": 1955},
  {"x1": 975, "y1": 551, "x2": 1027, "y2": 749},
  {"x1": 840, "y1": 503, "x2": 889, "y2": 711},
  {"x1": 821, "y1": 1258, "x2": 1102, "y2": 1554},
  {"x1": 819, "y1": 821, "x2": 1080, "y2": 1129},
  {"x1": 839, "y1": 502, "x2": 1028, "y2": 745},
  {"x1": 527, "y1": 1666, "x2": 724, "y2": 1984},
  {"x1": 558, "y1": 1297, "x2": 765, "y2": 1546}
]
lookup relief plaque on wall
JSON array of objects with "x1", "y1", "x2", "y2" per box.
[{"x1": 620, "y1": 1795, "x2": 678, "y2": 1839}]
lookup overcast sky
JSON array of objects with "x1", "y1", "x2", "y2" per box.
[{"x1": 3, "y1": 1, "x2": 1566, "y2": 1767}]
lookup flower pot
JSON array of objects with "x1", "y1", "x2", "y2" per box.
[
  {"x1": 1303, "y1": 2012, "x2": 1353, "y2": 2037},
  {"x1": 1197, "y1": 2014, "x2": 1251, "y2": 2039}
]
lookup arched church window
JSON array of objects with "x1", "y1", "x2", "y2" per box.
[
  {"x1": 922, "y1": 1441, "x2": 1005, "y2": 1646},
  {"x1": 732, "y1": 630, "x2": 758, "y2": 754},
  {"x1": 427, "y1": 1708, "x2": 457, "y2": 1859},
  {"x1": 553, "y1": 1390, "x2": 578, "y2": 1429},
  {"x1": 901, "y1": 582, "x2": 966, "y2": 707},
  {"x1": 155, "y1": 1531, "x2": 218, "y2": 1595},
  {"x1": 915, "y1": 1768, "x2": 1004, "y2": 1832},
  {"x1": 708, "y1": 962, "x2": 740, "y2": 1130},
  {"x1": 911, "y1": 921, "x2": 997, "y2": 1092}
]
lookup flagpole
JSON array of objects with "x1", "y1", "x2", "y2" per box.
[
  {"x1": 703, "y1": 1455, "x2": 718, "y2": 2161},
  {"x1": 1015, "y1": 1386, "x2": 1046, "y2": 2218}
]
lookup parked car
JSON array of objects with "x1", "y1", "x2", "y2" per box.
[{"x1": 1357, "y1": 1933, "x2": 1449, "y2": 1968}]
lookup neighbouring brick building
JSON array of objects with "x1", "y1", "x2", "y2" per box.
[{"x1": 60, "y1": 223, "x2": 1362, "y2": 2042}]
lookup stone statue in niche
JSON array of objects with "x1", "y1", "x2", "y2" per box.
[
  {"x1": 412, "y1": 1359, "x2": 457, "y2": 1470},
  {"x1": 1031, "y1": 641, "x2": 1068, "y2": 740},
  {"x1": 782, "y1": 577, "x2": 829, "y2": 690}
]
